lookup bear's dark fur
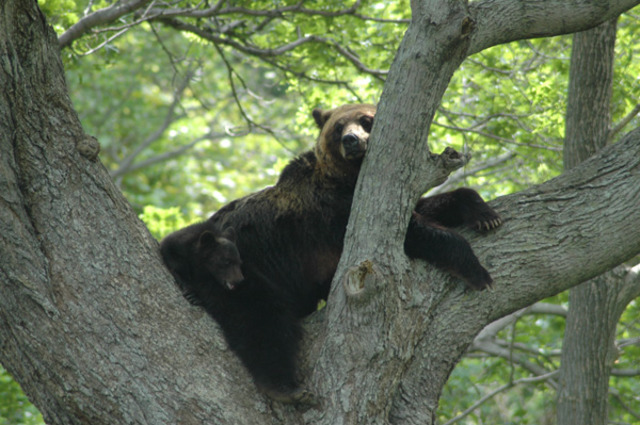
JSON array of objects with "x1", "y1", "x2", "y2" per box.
[
  {"x1": 160, "y1": 103, "x2": 501, "y2": 402},
  {"x1": 406, "y1": 187, "x2": 502, "y2": 290},
  {"x1": 160, "y1": 224, "x2": 244, "y2": 303},
  {"x1": 161, "y1": 223, "x2": 308, "y2": 403}
]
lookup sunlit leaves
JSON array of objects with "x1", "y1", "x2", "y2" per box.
[{"x1": 0, "y1": 368, "x2": 44, "y2": 425}]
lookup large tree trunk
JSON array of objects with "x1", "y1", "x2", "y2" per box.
[
  {"x1": 1, "y1": 1, "x2": 640, "y2": 424},
  {"x1": 557, "y1": 19, "x2": 640, "y2": 425},
  {"x1": 0, "y1": 3, "x2": 267, "y2": 425}
]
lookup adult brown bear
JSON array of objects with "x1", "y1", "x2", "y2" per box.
[{"x1": 161, "y1": 104, "x2": 501, "y2": 403}]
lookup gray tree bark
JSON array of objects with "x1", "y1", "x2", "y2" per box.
[
  {"x1": 557, "y1": 19, "x2": 640, "y2": 425},
  {"x1": 1, "y1": 1, "x2": 640, "y2": 424}
]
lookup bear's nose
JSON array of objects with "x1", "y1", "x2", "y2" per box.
[{"x1": 341, "y1": 133, "x2": 359, "y2": 150}]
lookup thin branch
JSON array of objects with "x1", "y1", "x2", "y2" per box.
[
  {"x1": 432, "y1": 120, "x2": 562, "y2": 151},
  {"x1": 474, "y1": 302, "x2": 567, "y2": 341},
  {"x1": 352, "y1": 13, "x2": 409, "y2": 24},
  {"x1": 528, "y1": 303, "x2": 568, "y2": 316},
  {"x1": 78, "y1": 27, "x2": 130, "y2": 56},
  {"x1": 611, "y1": 368, "x2": 640, "y2": 377},
  {"x1": 474, "y1": 306, "x2": 528, "y2": 341},
  {"x1": 442, "y1": 371, "x2": 560, "y2": 425},
  {"x1": 157, "y1": 0, "x2": 363, "y2": 19},
  {"x1": 256, "y1": 55, "x2": 351, "y2": 85},
  {"x1": 111, "y1": 132, "x2": 228, "y2": 178},
  {"x1": 618, "y1": 336, "x2": 640, "y2": 348},
  {"x1": 470, "y1": 339, "x2": 556, "y2": 383},
  {"x1": 608, "y1": 103, "x2": 640, "y2": 143},
  {"x1": 329, "y1": 42, "x2": 387, "y2": 79},
  {"x1": 610, "y1": 388, "x2": 640, "y2": 420},
  {"x1": 160, "y1": 17, "x2": 320, "y2": 56},
  {"x1": 111, "y1": 67, "x2": 195, "y2": 178},
  {"x1": 59, "y1": 0, "x2": 155, "y2": 48},
  {"x1": 211, "y1": 43, "x2": 288, "y2": 147},
  {"x1": 428, "y1": 151, "x2": 516, "y2": 195},
  {"x1": 156, "y1": 17, "x2": 388, "y2": 80}
]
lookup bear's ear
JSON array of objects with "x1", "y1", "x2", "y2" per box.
[
  {"x1": 198, "y1": 231, "x2": 219, "y2": 249},
  {"x1": 221, "y1": 227, "x2": 237, "y2": 243},
  {"x1": 312, "y1": 108, "x2": 332, "y2": 130}
]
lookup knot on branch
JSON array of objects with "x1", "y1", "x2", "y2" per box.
[
  {"x1": 76, "y1": 135, "x2": 101, "y2": 161},
  {"x1": 428, "y1": 147, "x2": 471, "y2": 187},
  {"x1": 460, "y1": 16, "x2": 475, "y2": 39},
  {"x1": 343, "y1": 260, "x2": 384, "y2": 303}
]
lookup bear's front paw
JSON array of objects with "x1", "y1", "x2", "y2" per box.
[
  {"x1": 466, "y1": 203, "x2": 502, "y2": 232},
  {"x1": 470, "y1": 214, "x2": 502, "y2": 232},
  {"x1": 465, "y1": 266, "x2": 493, "y2": 291}
]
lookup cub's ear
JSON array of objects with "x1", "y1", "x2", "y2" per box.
[
  {"x1": 221, "y1": 227, "x2": 237, "y2": 243},
  {"x1": 312, "y1": 108, "x2": 332, "y2": 130},
  {"x1": 198, "y1": 231, "x2": 219, "y2": 249}
]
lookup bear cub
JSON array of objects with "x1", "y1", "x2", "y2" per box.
[
  {"x1": 160, "y1": 223, "x2": 244, "y2": 305},
  {"x1": 160, "y1": 222, "x2": 312, "y2": 404}
]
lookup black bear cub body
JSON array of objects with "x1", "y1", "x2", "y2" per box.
[
  {"x1": 160, "y1": 104, "x2": 502, "y2": 403},
  {"x1": 160, "y1": 222, "x2": 308, "y2": 403},
  {"x1": 160, "y1": 223, "x2": 244, "y2": 301}
]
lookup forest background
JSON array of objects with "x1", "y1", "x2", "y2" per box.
[{"x1": 1, "y1": 0, "x2": 639, "y2": 424}]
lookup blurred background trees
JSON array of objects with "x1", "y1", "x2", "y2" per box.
[{"x1": 2, "y1": 1, "x2": 638, "y2": 423}]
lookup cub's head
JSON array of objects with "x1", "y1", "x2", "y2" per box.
[
  {"x1": 312, "y1": 104, "x2": 376, "y2": 178},
  {"x1": 196, "y1": 227, "x2": 244, "y2": 290}
]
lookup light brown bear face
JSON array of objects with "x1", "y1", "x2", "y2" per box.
[{"x1": 312, "y1": 104, "x2": 376, "y2": 177}]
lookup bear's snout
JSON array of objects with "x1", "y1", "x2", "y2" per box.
[
  {"x1": 342, "y1": 133, "x2": 359, "y2": 149},
  {"x1": 341, "y1": 133, "x2": 367, "y2": 159}
]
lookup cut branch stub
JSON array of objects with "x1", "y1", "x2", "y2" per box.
[
  {"x1": 428, "y1": 146, "x2": 472, "y2": 187},
  {"x1": 343, "y1": 260, "x2": 386, "y2": 302}
]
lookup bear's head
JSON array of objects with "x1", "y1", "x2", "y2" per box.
[
  {"x1": 312, "y1": 104, "x2": 376, "y2": 179},
  {"x1": 195, "y1": 227, "x2": 244, "y2": 290}
]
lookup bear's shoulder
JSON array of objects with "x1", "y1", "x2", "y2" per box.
[{"x1": 277, "y1": 150, "x2": 317, "y2": 186}]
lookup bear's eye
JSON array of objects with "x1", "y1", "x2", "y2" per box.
[
  {"x1": 359, "y1": 116, "x2": 373, "y2": 133},
  {"x1": 332, "y1": 123, "x2": 344, "y2": 142}
]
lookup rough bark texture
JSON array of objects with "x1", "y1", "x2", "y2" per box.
[
  {"x1": 1, "y1": 2, "x2": 275, "y2": 424},
  {"x1": 1, "y1": 1, "x2": 640, "y2": 424},
  {"x1": 563, "y1": 20, "x2": 615, "y2": 171},
  {"x1": 556, "y1": 20, "x2": 640, "y2": 425},
  {"x1": 468, "y1": 0, "x2": 640, "y2": 54}
]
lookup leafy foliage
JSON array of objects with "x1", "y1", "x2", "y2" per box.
[{"x1": 0, "y1": 368, "x2": 44, "y2": 425}]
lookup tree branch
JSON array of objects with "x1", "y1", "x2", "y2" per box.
[
  {"x1": 471, "y1": 339, "x2": 557, "y2": 381},
  {"x1": 157, "y1": 17, "x2": 388, "y2": 79},
  {"x1": 428, "y1": 151, "x2": 516, "y2": 195},
  {"x1": 442, "y1": 370, "x2": 559, "y2": 425},
  {"x1": 58, "y1": 0, "x2": 373, "y2": 54},
  {"x1": 609, "y1": 103, "x2": 640, "y2": 143},
  {"x1": 469, "y1": 0, "x2": 640, "y2": 55},
  {"x1": 111, "y1": 67, "x2": 194, "y2": 179},
  {"x1": 59, "y1": 0, "x2": 155, "y2": 48},
  {"x1": 389, "y1": 126, "x2": 640, "y2": 423}
]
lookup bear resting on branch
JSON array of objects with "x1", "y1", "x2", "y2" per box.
[{"x1": 160, "y1": 103, "x2": 502, "y2": 403}]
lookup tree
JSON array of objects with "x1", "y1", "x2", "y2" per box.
[
  {"x1": 556, "y1": 19, "x2": 640, "y2": 425},
  {"x1": 1, "y1": 1, "x2": 639, "y2": 424}
]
